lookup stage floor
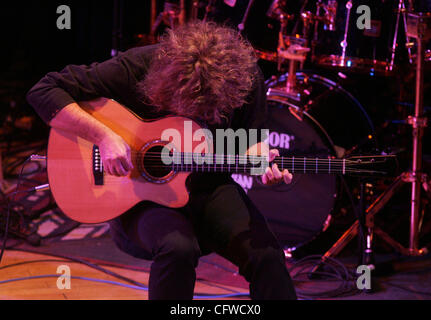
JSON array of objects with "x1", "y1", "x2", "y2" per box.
[
  {"x1": 1, "y1": 248, "x2": 431, "y2": 300},
  {"x1": 0, "y1": 250, "x2": 249, "y2": 300}
]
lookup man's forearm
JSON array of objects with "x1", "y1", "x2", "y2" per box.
[
  {"x1": 49, "y1": 102, "x2": 116, "y2": 144},
  {"x1": 49, "y1": 103, "x2": 133, "y2": 176}
]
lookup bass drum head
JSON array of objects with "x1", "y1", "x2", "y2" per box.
[
  {"x1": 232, "y1": 72, "x2": 374, "y2": 249},
  {"x1": 244, "y1": 105, "x2": 337, "y2": 248}
]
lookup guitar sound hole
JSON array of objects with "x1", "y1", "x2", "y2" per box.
[{"x1": 141, "y1": 145, "x2": 173, "y2": 181}]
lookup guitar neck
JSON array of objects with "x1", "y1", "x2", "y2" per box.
[{"x1": 170, "y1": 153, "x2": 348, "y2": 175}]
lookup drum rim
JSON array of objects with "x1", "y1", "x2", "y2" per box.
[
  {"x1": 314, "y1": 55, "x2": 394, "y2": 76},
  {"x1": 266, "y1": 71, "x2": 376, "y2": 135}
]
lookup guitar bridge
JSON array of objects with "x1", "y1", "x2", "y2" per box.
[{"x1": 93, "y1": 145, "x2": 104, "y2": 185}]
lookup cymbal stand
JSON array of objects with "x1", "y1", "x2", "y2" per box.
[
  {"x1": 405, "y1": 12, "x2": 430, "y2": 254},
  {"x1": 311, "y1": 12, "x2": 431, "y2": 273},
  {"x1": 237, "y1": 0, "x2": 255, "y2": 31},
  {"x1": 390, "y1": 0, "x2": 414, "y2": 70}
]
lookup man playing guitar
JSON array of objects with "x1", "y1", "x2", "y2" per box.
[{"x1": 27, "y1": 21, "x2": 297, "y2": 300}]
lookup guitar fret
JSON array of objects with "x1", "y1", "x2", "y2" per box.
[
  {"x1": 235, "y1": 155, "x2": 238, "y2": 173},
  {"x1": 214, "y1": 153, "x2": 216, "y2": 173},
  {"x1": 173, "y1": 153, "x2": 356, "y2": 175}
]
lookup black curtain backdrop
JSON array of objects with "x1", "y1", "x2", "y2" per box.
[{"x1": 0, "y1": 0, "x2": 150, "y2": 125}]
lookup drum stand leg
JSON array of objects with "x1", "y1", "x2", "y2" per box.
[
  {"x1": 311, "y1": 14, "x2": 431, "y2": 275},
  {"x1": 312, "y1": 175, "x2": 410, "y2": 268}
]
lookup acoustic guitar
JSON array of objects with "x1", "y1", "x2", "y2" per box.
[{"x1": 47, "y1": 98, "x2": 394, "y2": 223}]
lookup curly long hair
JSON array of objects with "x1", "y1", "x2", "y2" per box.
[{"x1": 139, "y1": 21, "x2": 257, "y2": 125}]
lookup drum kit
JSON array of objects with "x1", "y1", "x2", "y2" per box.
[{"x1": 148, "y1": 1, "x2": 431, "y2": 261}]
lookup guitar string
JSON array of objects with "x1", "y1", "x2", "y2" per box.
[
  {"x1": 98, "y1": 158, "x2": 379, "y2": 172},
  {"x1": 125, "y1": 151, "x2": 384, "y2": 164},
  {"x1": 102, "y1": 170, "x2": 384, "y2": 184},
  {"x1": 101, "y1": 168, "x2": 382, "y2": 182},
  {"x1": 124, "y1": 153, "x2": 376, "y2": 165},
  {"x1": 94, "y1": 152, "x2": 385, "y2": 176},
  {"x1": 126, "y1": 150, "x2": 389, "y2": 160}
]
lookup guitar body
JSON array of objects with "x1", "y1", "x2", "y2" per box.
[{"x1": 47, "y1": 98, "x2": 207, "y2": 223}]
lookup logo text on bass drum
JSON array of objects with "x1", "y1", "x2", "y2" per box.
[{"x1": 265, "y1": 131, "x2": 295, "y2": 150}]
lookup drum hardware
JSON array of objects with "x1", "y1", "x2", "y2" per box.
[
  {"x1": 291, "y1": 0, "x2": 309, "y2": 36},
  {"x1": 340, "y1": 1, "x2": 353, "y2": 68},
  {"x1": 202, "y1": 0, "x2": 217, "y2": 22},
  {"x1": 267, "y1": 0, "x2": 296, "y2": 69},
  {"x1": 405, "y1": 11, "x2": 431, "y2": 254},
  {"x1": 311, "y1": 0, "x2": 416, "y2": 76},
  {"x1": 237, "y1": 0, "x2": 255, "y2": 31},
  {"x1": 242, "y1": 71, "x2": 376, "y2": 250},
  {"x1": 308, "y1": 0, "x2": 339, "y2": 61},
  {"x1": 266, "y1": 0, "x2": 292, "y2": 21},
  {"x1": 310, "y1": 12, "x2": 431, "y2": 272},
  {"x1": 266, "y1": 86, "x2": 312, "y2": 121},
  {"x1": 190, "y1": 0, "x2": 200, "y2": 21},
  {"x1": 269, "y1": 1, "x2": 310, "y2": 93},
  {"x1": 302, "y1": 0, "x2": 338, "y2": 33},
  {"x1": 150, "y1": 1, "x2": 182, "y2": 36},
  {"x1": 325, "y1": 0, "x2": 338, "y2": 32},
  {"x1": 300, "y1": 11, "x2": 317, "y2": 41},
  {"x1": 392, "y1": 0, "x2": 414, "y2": 66},
  {"x1": 310, "y1": 2, "x2": 324, "y2": 62},
  {"x1": 388, "y1": 0, "x2": 414, "y2": 70},
  {"x1": 278, "y1": 43, "x2": 310, "y2": 99}
]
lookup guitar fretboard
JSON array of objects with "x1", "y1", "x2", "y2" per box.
[{"x1": 166, "y1": 153, "x2": 349, "y2": 174}]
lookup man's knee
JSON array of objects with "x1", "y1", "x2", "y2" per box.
[{"x1": 156, "y1": 231, "x2": 201, "y2": 267}]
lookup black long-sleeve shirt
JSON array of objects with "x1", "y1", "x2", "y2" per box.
[
  {"x1": 26, "y1": 44, "x2": 267, "y2": 134},
  {"x1": 26, "y1": 44, "x2": 268, "y2": 192}
]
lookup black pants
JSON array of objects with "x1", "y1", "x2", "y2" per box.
[{"x1": 109, "y1": 179, "x2": 297, "y2": 300}]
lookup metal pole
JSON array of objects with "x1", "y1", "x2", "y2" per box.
[{"x1": 409, "y1": 32, "x2": 425, "y2": 252}]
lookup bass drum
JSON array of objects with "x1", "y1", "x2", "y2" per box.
[{"x1": 232, "y1": 72, "x2": 375, "y2": 249}]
